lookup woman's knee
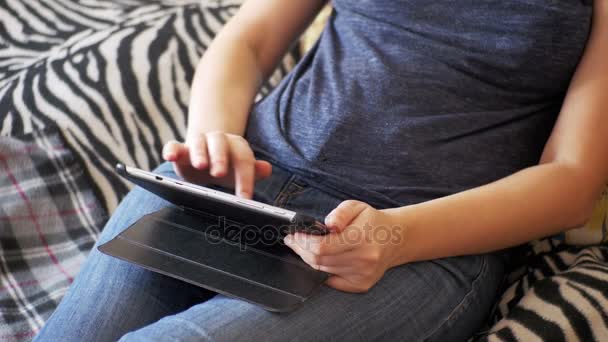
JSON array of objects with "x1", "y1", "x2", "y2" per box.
[
  {"x1": 153, "y1": 161, "x2": 177, "y2": 175},
  {"x1": 98, "y1": 185, "x2": 174, "y2": 244},
  {"x1": 98, "y1": 162, "x2": 177, "y2": 243}
]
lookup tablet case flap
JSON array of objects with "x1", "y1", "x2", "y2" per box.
[{"x1": 98, "y1": 207, "x2": 328, "y2": 312}]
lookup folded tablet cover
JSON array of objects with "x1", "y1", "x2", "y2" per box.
[{"x1": 98, "y1": 206, "x2": 328, "y2": 312}]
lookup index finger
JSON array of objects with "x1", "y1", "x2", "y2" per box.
[
  {"x1": 187, "y1": 134, "x2": 209, "y2": 170},
  {"x1": 227, "y1": 136, "x2": 255, "y2": 198}
]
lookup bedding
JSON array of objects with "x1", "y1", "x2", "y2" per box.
[
  {"x1": 475, "y1": 239, "x2": 608, "y2": 341},
  {"x1": 0, "y1": 1, "x2": 606, "y2": 341},
  {"x1": 0, "y1": 128, "x2": 106, "y2": 340}
]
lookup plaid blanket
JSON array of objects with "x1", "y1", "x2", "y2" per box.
[{"x1": 0, "y1": 128, "x2": 107, "y2": 341}]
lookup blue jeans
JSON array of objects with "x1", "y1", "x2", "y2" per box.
[{"x1": 35, "y1": 162, "x2": 506, "y2": 341}]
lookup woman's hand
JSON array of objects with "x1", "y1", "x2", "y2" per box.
[
  {"x1": 284, "y1": 200, "x2": 405, "y2": 293},
  {"x1": 162, "y1": 132, "x2": 272, "y2": 199}
]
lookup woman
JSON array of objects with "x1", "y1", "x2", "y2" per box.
[{"x1": 36, "y1": 0, "x2": 608, "y2": 340}]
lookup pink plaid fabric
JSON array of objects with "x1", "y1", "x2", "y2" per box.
[{"x1": 0, "y1": 128, "x2": 106, "y2": 341}]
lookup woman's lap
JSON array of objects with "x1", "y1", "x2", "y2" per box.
[
  {"x1": 35, "y1": 163, "x2": 216, "y2": 341},
  {"x1": 122, "y1": 254, "x2": 503, "y2": 342},
  {"x1": 36, "y1": 162, "x2": 506, "y2": 341}
]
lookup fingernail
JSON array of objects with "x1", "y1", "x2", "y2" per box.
[
  {"x1": 284, "y1": 235, "x2": 292, "y2": 244},
  {"x1": 211, "y1": 168, "x2": 225, "y2": 177},
  {"x1": 194, "y1": 159, "x2": 206, "y2": 169}
]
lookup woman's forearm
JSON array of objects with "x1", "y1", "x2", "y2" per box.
[
  {"x1": 187, "y1": 34, "x2": 263, "y2": 138},
  {"x1": 186, "y1": 0, "x2": 327, "y2": 139},
  {"x1": 385, "y1": 162, "x2": 602, "y2": 265}
]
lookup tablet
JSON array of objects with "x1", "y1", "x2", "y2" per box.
[
  {"x1": 116, "y1": 164, "x2": 328, "y2": 235},
  {"x1": 97, "y1": 163, "x2": 330, "y2": 312}
]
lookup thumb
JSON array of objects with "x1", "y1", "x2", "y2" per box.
[{"x1": 325, "y1": 200, "x2": 368, "y2": 233}]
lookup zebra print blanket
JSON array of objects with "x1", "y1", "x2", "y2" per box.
[
  {"x1": 1, "y1": 128, "x2": 107, "y2": 341},
  {"x1": 1, "y1": 1, "x2": 607, "y2": 341},
  {"x1": 0, "y1": 0, "x2": 295, "y2": 214},
  {"x1": 476, "y1": 240, "x2": 608, "y2": 341}
]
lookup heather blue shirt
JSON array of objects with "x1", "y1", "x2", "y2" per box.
[{"x1": 246, "y1": 0, "x2": 592, "y2": 209}]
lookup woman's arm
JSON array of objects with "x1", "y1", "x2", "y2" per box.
[
  {"x1": 187, "y1": 0, "x2": 327, "y2": 137},
  {"x1": 163, "y1": 0, "x2": 326, "y2": 197},
  {"x1": 285, "y1": 1, "x2": 608, "y2": 292}
]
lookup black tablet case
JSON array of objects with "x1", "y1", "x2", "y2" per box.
[{"x1": 98, "y1": 171, "x2": 328, "y2": 312}]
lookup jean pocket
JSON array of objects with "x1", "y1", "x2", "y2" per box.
[{"x1": 276, "y1": 177, "x2": 343, "y2": 222}]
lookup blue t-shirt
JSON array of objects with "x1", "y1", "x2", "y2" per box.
[{"x1": 246, "y1": 0, "x2": 592, "y2": 209}]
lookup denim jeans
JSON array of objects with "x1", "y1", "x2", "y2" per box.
[{"x1": 35, "y1": 162, "x2": 506, "y2": 341}]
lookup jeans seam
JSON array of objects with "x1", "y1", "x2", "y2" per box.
[
  {"x1": 284, "y1": 183, "x2": 307, "y2": 199},
  {"x1": 423, "y1": 256, "x2": 489, "y2": 341},
  {"x1": 273, "y1": 176, "x2": 307, "y2": 207},
  {"x1": 271, "y1": 174, "x2": 294, "y2": 207}
]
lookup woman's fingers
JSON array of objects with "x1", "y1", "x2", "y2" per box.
[
  {"x1": 187, "y1": 134, "x2": 209, "y2": 170},
  {"x1": 227, "y1": 136, "x2": 255, "y2": 198},
  {"x1": 285, "y1": 236, "x2": 327, "y2": 266},
  {"x1": 206, "y1": 132, "x2": 230, "y2": 177},
  {"x1": 285, "y1": 240, "x2": 354, "y2": 267},
  {"x1": 162, "y1": 140, "x2": 188, "y2": 162},
  {"x1": 289, "y1": 232, "x2": 355, "y2": 256},
  {"x1": 164, "y1": 134, "x2": 273, "y2": 192},
  {"x1": 285, "y1": 236, "x2": 368, "y2": 281},
  {"x1": 253, "y1": 160, "x2": 273, "y2": 180},
  {"x1": 164, "y1": 141, "x2": 201, "y2": 181},
  {"x1": 325, "y1": 200, "x2": 369, "y2": 232},
  {"x1": 326, "y1": 276, "x2": 370, "y2": 293}
]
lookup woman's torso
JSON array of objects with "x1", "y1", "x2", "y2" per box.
[{"x1": 246, "y1": 0, "x2": 592, "y2": 208}]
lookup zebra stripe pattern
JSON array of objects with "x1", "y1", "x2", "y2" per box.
[
  {"x1": 0, "y1": 0, "x2": 296, "y2": 213},
  {"x1": 475, "y1": 239, "x2": 608, "y2": 341}
]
